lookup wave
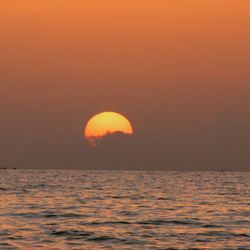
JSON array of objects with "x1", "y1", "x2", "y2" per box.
[
  {"x1": 85, "y1": 220, "x2": 131, "y2": 225},
  {"x1": 137, "y1": 219, "x2": 202, "y2": 226},
  {"x1": 4, "y1": 212, "x2": 86, "y2": 219},
  {"x1": 51, "y1": 230, "x2": 93, "y2": 238},
  {"x1": 199, "y1": 231, "x2": 250, "y2": 238},
  {"x1": 50, "y1": 230, "x2": 140, "y2": 244}
]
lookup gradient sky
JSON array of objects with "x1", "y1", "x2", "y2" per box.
[{"x1": 1, "y1": 1, "x2": 250, "y2": 170}]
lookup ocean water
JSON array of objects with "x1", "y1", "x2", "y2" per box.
[{"x1": 0, "y1": 170, "x2": 249, "y2": 250}]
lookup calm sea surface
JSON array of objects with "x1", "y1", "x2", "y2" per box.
[{"x1": 0, "y1": 170, "x2": 249, "y2": 250}]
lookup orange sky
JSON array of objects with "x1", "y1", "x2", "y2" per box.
[{"x1": 1, "y1": 1, "x2": 250, "y2": 169}]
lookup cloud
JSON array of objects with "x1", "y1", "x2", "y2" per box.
[{"x1": 82, "y1": 127, "x2": 250, "y2": 171}]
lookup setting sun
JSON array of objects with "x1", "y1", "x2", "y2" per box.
[{"x1": 84, "y1": 112, "x2": 133, "y2": 143}]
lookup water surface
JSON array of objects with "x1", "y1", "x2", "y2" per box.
[{"x1": 0, "y1": 170, "x2": 249, "y2": 249}]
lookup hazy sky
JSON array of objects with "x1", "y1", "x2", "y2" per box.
[{"x1": 1, "y1": 1, "x2": 250, "y2": 170}]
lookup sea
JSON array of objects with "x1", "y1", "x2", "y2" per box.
[{"x1": 0, "y1": 170, "x2": 249, "y2": 250}]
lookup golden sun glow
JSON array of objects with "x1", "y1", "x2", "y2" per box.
[{"x1": 84, "y1": 112, "x2": 133, "y2": 142}]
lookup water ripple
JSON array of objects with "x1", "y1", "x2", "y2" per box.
[{"x1": 0, "y1": 170, "x2": 249, "y2": 249}]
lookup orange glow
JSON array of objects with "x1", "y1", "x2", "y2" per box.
[{"x1": 84, "y1": 112, "x2": 133, "y2": 141}]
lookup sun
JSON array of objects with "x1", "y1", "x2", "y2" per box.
[{"x1": 84, "y1": 111, "x2": 133, "y2": 144}]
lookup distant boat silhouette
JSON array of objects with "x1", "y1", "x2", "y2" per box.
[
  {"x1": 0, "y1": 163, "x2": 17, "y2": 170},
  {"x1": 0, "y1": 163, "x2": 7, "y2": 170}
]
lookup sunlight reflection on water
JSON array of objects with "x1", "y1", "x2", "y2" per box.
[{"x1": 0, "y1": 170, "x2": 249, "y2": 249}]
